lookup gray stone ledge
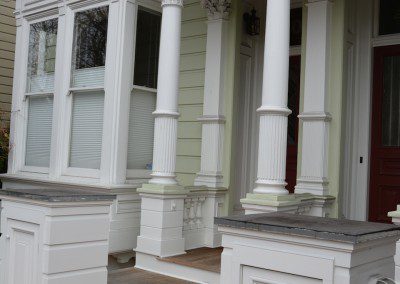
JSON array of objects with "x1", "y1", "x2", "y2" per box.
[{"x1": 215, "y1": 213, "x2": 400, "y2": 244}]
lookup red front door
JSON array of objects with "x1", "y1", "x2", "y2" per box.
[
  {"x1": 369, "y1": 45, "x2": 400, "y2": 223},
  {"x1": 286, "y1": 55, "x2": 301, "y2": 193}
]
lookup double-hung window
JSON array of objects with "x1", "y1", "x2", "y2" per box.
[
  {"x1": 67, "y1": 6, "x2": 109, "y2": 175},
  {"x1": 127, "y1": 7, "x2": 161, "y2": 177},
  {"x1": 24, "y1": 18, "x2": 58, "y2": 172}
]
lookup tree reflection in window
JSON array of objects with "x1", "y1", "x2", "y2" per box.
[
  {"x1": 73, "y1": 7, "x2": 109, "y2": 70},
  {"x1": 27, "y1": 19, "x2": 58, "y2": 93}
]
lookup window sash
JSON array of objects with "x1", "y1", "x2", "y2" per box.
[
  {"x1": 126, "y1": 86, "x2": 156, "y2": 174},
  {"x1": 24, "y1": 95, "x2": 54, "y2": 169},
  {"x1": 68, "y1": 91, "x2": 105, "y2": 171}
]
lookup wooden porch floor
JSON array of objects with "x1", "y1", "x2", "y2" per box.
[
  {"x1": 158, "y1": 247, "x2": 223, "y2": 273},
  {"x1": 107, "y1": 247, "x2": 222, "y2": 283},
  {"x1": 108, "y1": 267, "x2": 195, "y2": 284}
]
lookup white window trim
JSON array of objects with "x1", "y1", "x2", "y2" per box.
[
  {"x1": 16, "y1": 13, "x2": 59, "y2": 176},
  {"x1": 59, "y1": 1, "x2": 111, "y2": 180}
]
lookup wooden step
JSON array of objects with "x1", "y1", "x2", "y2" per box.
[{"x1": 158, "y1": 247, "x2": 223, "y2": 273}]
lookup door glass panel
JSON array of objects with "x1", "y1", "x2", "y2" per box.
[
  {"x1": 290, "y1": 8, "x2": 302, "y2": 46},
  {"x1": 382, "y1": 55, "x2": 400, "y2": 146},
  {"x1": 379, "y1": 0, "x2": 400, "y2": 36},
  {"x1": 287, "y1": 59, "x2": 300, "y2": 145}
]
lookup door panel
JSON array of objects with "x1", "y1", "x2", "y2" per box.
[{"x1": 369, "y1": 45, "x2": 400, "y2": 222}]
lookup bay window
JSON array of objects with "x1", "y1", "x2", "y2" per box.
[
  {"x1": 127, "y1": 7, "x2": 161, "y2": 175},
  {"x1": 12, "y1": 0, "x2": 162, "y2": 185},
  {"x1": 24, "y1": 18, "x2": 58, "y2": 170}
]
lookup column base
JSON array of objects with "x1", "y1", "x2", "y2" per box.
[
  {"x1": 136, "y1": 184, "x2": 188, "y2": 258},
  {"x1": 295, "y1": 177, "x2": 330, "y2": 196},
  {"x1": 241, "y1": 193, "x2": 335, "y2": 217},
  {"x1": 193, "y1": 173, "x2": 224, "y2": 188},
  {"x1": 388, "y1": 205, "x2": 400, "y2": 225}
]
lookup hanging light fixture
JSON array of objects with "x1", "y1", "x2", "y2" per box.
[{"x1": 243, "y1": 8, "x2": 260, "y2": 36}]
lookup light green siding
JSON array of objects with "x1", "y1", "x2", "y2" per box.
[
  {"x1": 0, "y1": 0, "x2": 15, "y2": 121},
  {"x1": 327, "y1": 0, "x2": 346, "y2": 217},
  {"x1": 176, "y1": 0, "x2": 207, "y2": 186}
]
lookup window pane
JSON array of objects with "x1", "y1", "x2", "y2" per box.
[
  {"x1": 133, "y1": 8, "x2": 161, "y2": 88},
  {"x1": 69, "y1": 92, "x2": 104, "y2": 169},
  {"x1": 379, "y1": 0, "x2": 400, "y2": 36},
  {"x1": 382, "y1": 55, "x2": 400, "y2": 146},
  {"x1": 290, "y1": 8, "x2": 302, "y2": 46},
  {"x1": 25, "y1": 96, "x2": 53, "y2": 167},
  {"x1": 71, "y1": 7, "x2": 109, "y2": 88},
  {"x1": 26, "y1": 19, "x2": 58, "y2": 93},
  {"x1": 127, "y1": 90, "x2": 156, "y2": 170}
]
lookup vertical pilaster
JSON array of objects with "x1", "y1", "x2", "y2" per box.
[
  {"x1": 194, "y1": 0, "x2": 231, "y2": 188},
  {"x1": 136, "y1": 0, "x2": 187, "y2": 259},
  {"x1": 253, "y1": 0, "x2": 291, "y2": 195},
  {"x1": 295, "y1": 0, "x2": 332, "y2": 196}
]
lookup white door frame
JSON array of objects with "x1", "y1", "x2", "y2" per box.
[{"x1": 343, "y1": 0, "x2": 400, "y2": 220}]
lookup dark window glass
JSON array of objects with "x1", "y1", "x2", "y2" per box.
[
  {"x1": 73, "y1": 6, "x2": 109, "y2": 69},
  {"x1": 133, "y1": 8, "x2": 162, "y2": 89},
  {"x1": 382, "y1": 55, "x2": 400, "y2": 146},
  {"x1": 379, "y1": 0, "x2": 400, "y2": 36},
  {"x1": 290, "y1": 8, "x2": 302, "y2": 46}
]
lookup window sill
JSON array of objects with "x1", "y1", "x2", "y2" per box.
[{"x1": 0, "y1": 173, "x2": 146, "y2": 192}]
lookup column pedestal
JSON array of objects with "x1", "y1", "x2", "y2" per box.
[{"x1": 136, "y1": 184, "x2": 188, "y2": 258}]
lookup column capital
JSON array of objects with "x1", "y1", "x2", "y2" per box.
[
  {"x1": 162, "y1": 0, "x2": 183, "y2": 7},
  {"x1": 200, "y1": 0, "x2": 231, "y2": 20}
]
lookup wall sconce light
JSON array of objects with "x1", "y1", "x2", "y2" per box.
[{"x1": 243, "y1": 8, "x2": 260, "y2": 36}]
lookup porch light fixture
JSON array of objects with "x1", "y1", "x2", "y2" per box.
[{"x1": 243, "y1": 8, "x2": 260, "y2": 36}]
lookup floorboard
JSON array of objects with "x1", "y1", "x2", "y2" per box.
[
  {"x1": 108, "y1": 267, "x2": 195, "y2": 284},
  {"x1": 158, "y1": 247, "x2": 223, "y2": 273}
]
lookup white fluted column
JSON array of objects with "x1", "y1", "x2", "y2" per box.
[
  {"x1": 253, "y1": 0, "x2": 291, "y2": 195},
  {"x1": 194, "y1": 0, "x2": 231, "y2": 188},
  {"x1": 149, "y1": 0, "x2": 183, "y2": 186},
  {"x1": 295, "y1": 0, "x2": 332, "y2": 196}
]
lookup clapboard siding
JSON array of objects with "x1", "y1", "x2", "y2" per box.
[
  {"x1": 176, "y1": 1, "x2": 207, "y2": 185},
  {"x1": 0, "y1": 0, "x2": 16, "y2": 122}
]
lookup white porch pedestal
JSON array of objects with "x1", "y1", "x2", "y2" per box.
[
  {"x1": 0, "y1": 188, "x2": 115, "y2": 284},
  {"x1": 216, "y1": 213, "x2": 400, "y2": 284},
  {"x1": 136, "y1": 0, "x2": 187, "y2": 261},
  {"x1": 388, "y1": 206, "x2": 400, "y2": 282}
]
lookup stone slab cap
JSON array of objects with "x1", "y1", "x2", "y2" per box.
[
  {"x1": 215, "y1": 212, "x2": 400, "y2": 244},
  {"x1": 0, "y1": 188, "x2": 116, "y2": 203},
  {"x1": 137, "y1": 183, "x2": 189, "y2": 195}
]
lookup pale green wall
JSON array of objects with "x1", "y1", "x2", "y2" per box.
[
  {"x1": 0, "y1": 0, "x2": 16, "y2": 121},
  {"x1": 326, "y1": 0, "x2": 346, "y2": 217},
  {"x1": 176, "y1": 0, "x2": 207, "y2": 186}
]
